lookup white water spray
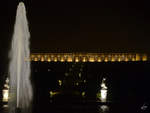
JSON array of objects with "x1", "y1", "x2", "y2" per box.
[{"x1": 9, "y1": 2, "x2": 32, "y2": 113}]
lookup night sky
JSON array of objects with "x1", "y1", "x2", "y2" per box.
[
  {"x1": 0, "y1": 0, "x2": 150, "y2": 71},
  {"x1": 5, "y1": 0, "x2": 150, "y2": 52}
]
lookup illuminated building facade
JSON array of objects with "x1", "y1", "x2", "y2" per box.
[
  {"x1": 30, "y1": 53, "x2": 148, "y2": 62},
  {"x1": 30, "y1": 52, "x2": 150, "y2": 106}
]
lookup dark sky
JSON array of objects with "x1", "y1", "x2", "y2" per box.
[{"x1": 1, "y1": 0, "x2": 150, "y2": 56}]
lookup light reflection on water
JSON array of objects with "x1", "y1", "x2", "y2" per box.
[{"x1": 98, "y1": 105, "x2": 109, "y2": 113}]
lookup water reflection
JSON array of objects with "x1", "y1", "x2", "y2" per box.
[
  {"x1": 141, "y1": 102, "x2": 149, "y2": 111},
  {"x1": 98, "y1": 105, "x2": 109, "y2": 113}
]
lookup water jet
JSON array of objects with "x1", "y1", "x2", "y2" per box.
[{"x1": 9, "y1": 2, "x2": 32, "y2": 113}]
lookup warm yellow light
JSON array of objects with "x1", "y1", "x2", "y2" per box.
[
  {"x1": 50, "y1": 56, "x2": 54, "y2": 62},
  {"x1": 104, "y1": 57, "x2": 108, "y2": 62},
  {"x1": 50, "y1": 91, "x2": 53, "y2": 95},
  {"x1": 30, "y1": 53, "x2": 146, "y2": 63},
  {"x1": 100, "y1": 55, "x2": 105, "y2": 61},
  {"x1": 60, "y1": 57, "x2": 65, "y2": 62},
  {"x1": 127, "y1": 55, "x2": 132, "y2": 61},
  {"x1": 81, "y1": 92, "x2": 85, "y2": 97},
  {"x1": 118, "y1": 57, "x2": 121, "y2": 62},
  {"x1": 111, "y1": 56, "x2": 115, "y2": 62},
  {"x1": 89, "y1": 57, "x2": 95, "y2": 62},
  {"x1": 142, "y1": 54, "x2": 147, "y2": 61},
  {"x1": 34, "y1": 57, "x2": 38, "y2": 61},
  {"x1": 67, "y1": 57, "x2": 73, "y2": 62},
  {"x1": 58, "y1": 80, "x2": 62, "y2": 86},
  {"x1": 82, "y1": 57, "x2": 87, "y2": 62},
  {"x1": 54, "y1": 57, "x2": 57, "y2": 62},
  {"x1": 97, "y1": 58, "x2": 102, "y2": 62},
  {"x1": 75, "y1": 57, "x2": 79, "y2": 62},
  {"x1": 132, "y1": 58, "x2": 135, "y2": 61},
  {"x1": 125, "y1": 57, "x2": 128, "y2": 62},
  {"x1": 107, "y1": 55, "x2": 112, "y2": 62},
  {"x1": 49, "y1": 91, "x2": 59, "y2": 98},
  {"x1": 3, "y1": 89, "x2": 9, "y2": 102},
  {"x1": 37, "y1": 55, "x2": 41, "y2": 58},
  {"x1": 47, "y1": 57, "x2": 51, "y2": 62},
  {"x1": 136, "y1": 54, "x2": 140, "y2": 61},
  {"x1": 49, "y1": 91, "x2": 53, "y2": 98},
  {"x1": 41, "y1": 57, "x2": 44, "y2": 62}
]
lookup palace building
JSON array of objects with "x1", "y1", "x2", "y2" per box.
[{"x1": 30, "y1": 53, "x2": 148, "y2": 62}]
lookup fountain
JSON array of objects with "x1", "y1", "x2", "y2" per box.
[
  {"x1": 97, "y1": 77, "x2": 108, "y2": 102},
  {"x1": 8, "y1": 2, "x2": 33, "y2": 113},
  {"x1": 100, "y1": 78, "x2": 107, "y2": 102}
]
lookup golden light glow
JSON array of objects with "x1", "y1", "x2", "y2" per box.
[
  {"x1": 30, "y1": 53, "x2": 148, "y2": 62},
  {"x1": 50, "y1": 56, "x2": 54, "y2": 62},
  {"x1": 136, "y1": 54, "x2": 140, "y2": 61},
  {"x1": 37, "y1": 54, "x2": 41, "y2": 58},
  {"x1": 60, "y1": 57, "x2": 65, "y2": 62},
  {"x1": 2, "y1": 78, "x2": 9, "y2": 102},
  {"x1": 89, "y1": 57, "x2": 95, "y2": 62},
  {"x1": 34, "y1": 57, "x2": 38, "y2": 61},
  {"x1": 67, "y1": 57, "x2": 73, "y2": 62},
  {"x1": 48, "y1": 57, "x2": 51, "y2": 62},
  {"x1": 111, "y1": 56, "x2": 115, "y2": 62},
  {"x1": 49, "y1": 91, "x2": 59, "y2": 98},
  {"x1": 118, "y1": 56, "x2": 121, "y2": 62},
  {"x1": 58, "y1": 80, "x2": 62, "y2": 86},
  {"x1": 75, "y1": 57, "x2": 79, "y2": 62},
  {"x1": 41, "y1": 57, "x2": 44, "y2": 62},
  {"x1": 142, "y1": 54, "x2": 147, "y2": 61},
  {"x1": 104, "y1": 57, "x2": 108, "y2": 62},
  {"x1": 127, "y1": 55, "x2": 132, "y2": 61},
  {"x1": 125, "y1": 56, "x2": 128, "y2": 62},
  {"x1": 54, "y1": 57, "x2": 57, "y2": 62},
  {"x1": 81, "y1": 92, "x2": 85, "y2": 97},
  {"x1": 132, "y1": 57, "x2": 135, "y2": 61},
  {"x1": 97, "y1": 57, "x2": 102, "y2": 62},
  {"x1": 82, "y1": 57, "x2": 87, "y2": 62}
]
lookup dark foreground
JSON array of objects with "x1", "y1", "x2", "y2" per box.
[
  {"x1": 1, "y1": 61, "x2": 150, "y2": 113},
  {"x1": 1, "y1": 101, "x2": 150, "y2": 113}
]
